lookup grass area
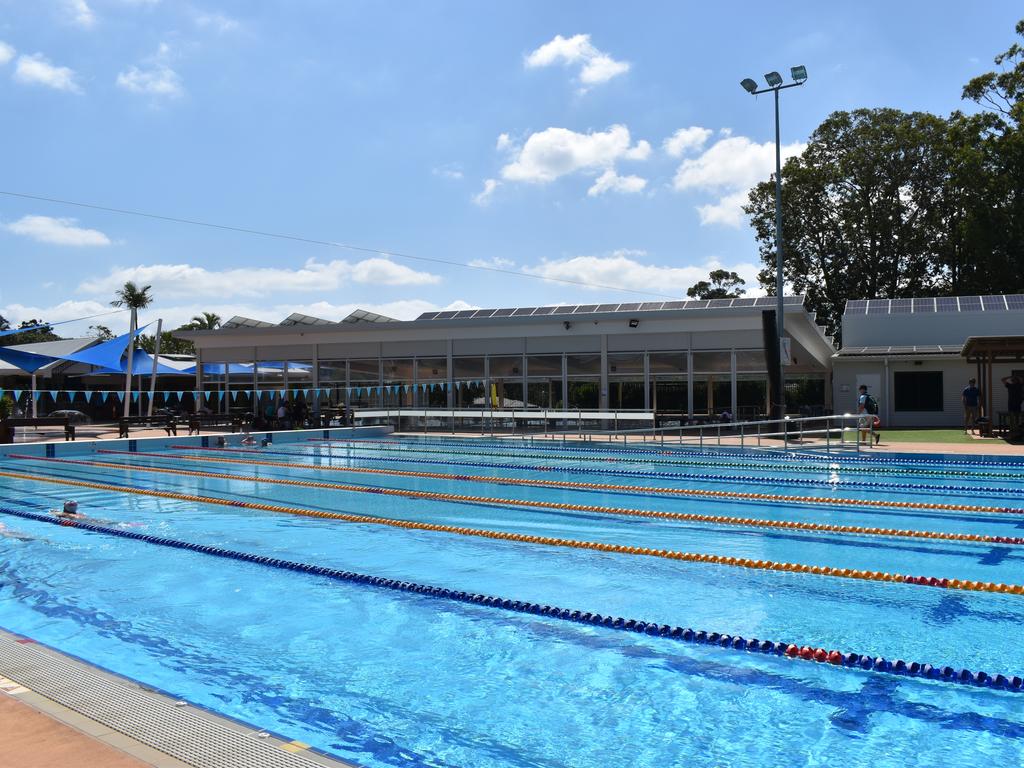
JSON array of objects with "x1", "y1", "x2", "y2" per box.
[{"x1": 876, "y1": 428, "x2": 982, "y2": 444}]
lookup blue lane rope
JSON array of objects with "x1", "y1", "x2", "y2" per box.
[
  {"x1": 321, "y1": 437, "x2": 1024, "y2": 468},
  {"x1": 168, "y1": 447, "x2": 1024, "y2": 498},
  {"x1": 0, "y1": 504, "x2": 1020, "y2": 694}
]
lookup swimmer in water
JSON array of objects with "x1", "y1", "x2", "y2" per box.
[
  {"x1": 0, "y1": 522, "x2": 34, "y2": 541},
  {"x1": 53, "y1": 500, "x2": 84, "y2": 519}
]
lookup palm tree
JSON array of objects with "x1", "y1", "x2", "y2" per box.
[
  {"x1": 188, "y1": 311, "x2": 221, "y2": 330},
  {"x1": 111, "y1": 282, "x2": 153, "y2": 417}
]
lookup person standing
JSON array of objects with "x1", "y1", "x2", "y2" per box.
[
  {"x1": 857, "y1": 384, "x2": 881, "y2": 446},
  {"x1": 962, "y1": 378, "x2": 981, "y2": 434},
  {"x1": 1003, "y1": 374, "x2": 1023, "y2": 429}
]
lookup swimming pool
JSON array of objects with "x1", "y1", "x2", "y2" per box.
[{"x1": 1, "y1": 433, "x2": 1023, "y2": 767}]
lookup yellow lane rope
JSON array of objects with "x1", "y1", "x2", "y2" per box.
[
  {"x1": 1, "y1": 464, "x2": 1022, "y2": 596},
  {"x1": 17, "y1": 455, "x2": 1024, "y2": 547},
  {"x1": 100, "y1": 449, "x2": 1023, "y2": 517}
]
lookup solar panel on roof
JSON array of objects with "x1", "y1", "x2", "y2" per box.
[
  {"x1": 417, "y1": 312, "x2": 439, "y2": 320},
  {"x1": 1006, "y1": 295, "x2": 1024, "y2": 310},
  {"x1": 935, "y1": 297, "x2": 959, "y2": 312},
  {"x1": 596, "y1": 303, "x2": 620, "y2": 312},
  {"x1": 845, "y1": 300, "x2": 868, "y2": 312},
  {"x1": 512, "y1": 307, "x2": 537, "y2": 316},
  {"x1": 982, "y1": 295, "x2": 1007, "y2": 311},
  {"x1": 752, "y1": 297, "x2": 775, "y2": 307},
  {"x1": 532, "y1": 307, "x2": 557, "y2": 315},
  {"x1": 959, "y1": 296, "x2": 982, "y2": 311},
  {"x1": 492, "y1": 308, "x2": 515, "y2": 317},
  {"x1": 454, "y1": 310, "x2": 478, "y2": 318},
  {"x1": 551, "y1": 306, "x2": 577, "y2": 314},
  {"x1": 472, "y1": 309, "x2": 497, "y2": 318},
  {"x1": 731, "y1": 298, "x2": 756, "y2": 307},
  {"x1": 890, "y1": 299, "x2": 912, "y2": 313},
  {"x1": 912, "y1": 298, "x2": 934, "y2": 313},
  {"x1": 783, "y1": 296, "x2": 805, "y2": 305},
  {"x1": 662, "y1": 301, "x2": 687, "y2": 310},
  {"x1": 685, "y1": 300, "x2": 710, "y2": 309},
  {"x1": 434, "y1": 311, "x2": 458, "y2": 319},
  {"x1": 706, "y1": 299, "x2": 734, "y2": 308},
  {"x1": 639, "y1": 302, "x2": 664, "y2": 310},
  {"x1": 617, "y1": 303, "x2": 641, "y2": 311},
  {"x1": 573, "y1": 304, "x2": 599, "y2": 313},
  {"x1": 867, "y1": 300, "x2": 889, "y2": 314}
]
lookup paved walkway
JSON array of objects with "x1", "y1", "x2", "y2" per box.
[{"x1": 0, "y1": 696, "x2": 151, "y2": 768}]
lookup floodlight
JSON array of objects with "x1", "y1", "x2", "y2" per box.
[
  {"x1": 628, "y1": 318, "x2": 639, "y2": 328},
  {"x1": 740, "y1": 78, "x2": 758, "y2": 94},
  {"x1": 764, "y1": 71, "x2": 783, "y2": 87},
  {"x1": 791, "y1": 65, "x2": 807, "y2": 82}
]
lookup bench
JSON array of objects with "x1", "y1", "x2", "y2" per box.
[
  {"x1": 117, "y1": 416, "x2": 179, "y2": 439},
  {"x1": 186, "y1": 414, "x2": 247, "y2": 435},
  {"x1": 4, "y1": 417, "x2": 75, "y2": 441}
]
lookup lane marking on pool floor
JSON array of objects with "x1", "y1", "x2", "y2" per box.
[
  {"x1": 2, "y1": 465, "x2": 1022, "y2": 597},
  {"x1": 306, "y1": 439, "x2": 1024, "y2": 480},
  {"x1": 57, "y1": 452, "x2": 1024, "y2": 522},
  {"x1": 0, "y1": 503, "x2": 1019, "y2": 695},
  {"x1": 148, "y1": 446, "x2": 1024, "y2": 498}
]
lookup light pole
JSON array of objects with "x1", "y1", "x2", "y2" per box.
[{"x1": 741, "y1": 65, "x2": 806, "y2": 421}]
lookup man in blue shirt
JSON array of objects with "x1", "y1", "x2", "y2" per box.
[
  {"x1": 962, "y1": 378, "x2": 981, "y2": 434},
  {"x1": 857, "y1": 385, "x2": 880, "y2": 445}
]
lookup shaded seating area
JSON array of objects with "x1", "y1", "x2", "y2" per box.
[{"x1": 962, "y1": 335, "x2": 1024, "y2": 441}]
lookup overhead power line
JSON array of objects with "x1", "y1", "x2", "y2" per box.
[{"x1": 0, "y1": 190, "x2": 683, "y2": 301}]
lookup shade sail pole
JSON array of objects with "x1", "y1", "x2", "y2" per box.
[
  {"x1": 31, "y1": 373, "x2": 37, "y2": 418},
  {"x1": 122, "y1": 309, "x2": 136, "y2": 418},
  {"x1": 147, "y1": 318, "x2": 162, "y2": 417}
]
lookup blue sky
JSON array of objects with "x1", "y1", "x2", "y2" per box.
[{"x1": 0, "y1": 0, "x2": 1019, "y2": 335}]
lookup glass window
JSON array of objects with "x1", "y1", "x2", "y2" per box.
[
  {"x1": 894, "y1": 372, "x2": 943, "y2": 411},
  {"x1": 383, "y1": 359, "x2": 414, "y2": 383},
  {"x1": 567, "y1": 354, "x2": 601, "y2": 376},
  {"x1": 735, "y1": 350, "x2": 767, "y2": 372},
  {"x1": 609, "y1": 381, "x2": 645, "y2": 409},
  {"x1": 737, "y1": 375, "x2": 767, "y2": 420},
  {"x1": 652, "y1": 379, "x2": 687, "y2": 413},
  {"x1": 349, "y1": 359, "x2": 379, "y2": 383},
  {"x1": 416, "y1": 357, "x2": 447, "y2": 382},
  {"x1": 453, "y1": 356, "x2": 484, "y2": 379},
  {"x1": 489, "y1": 356, "x2": 522, "y2": 377},
  {"x1": 692, "y1": 351, "x2": 731, "y2": 373},
  {"x1": 318, "y1": 360, "x2": 345, "y2": 383},
  {"x1": 649, "y1": 353, "x2": 686, "y2": 375},
  {"x1": 527, "y1": 355, "x2": 562, "y2": 377},
  {"x1": 568, "y1": 381, "x2": 599, "y2": 409},
  {"x1": 608, "y1": 353, "x2": 643, "y2": 376}
]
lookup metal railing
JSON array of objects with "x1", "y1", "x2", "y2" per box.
[{"x1": 350, "y1": 407, "x2": 653, "y2": 436}]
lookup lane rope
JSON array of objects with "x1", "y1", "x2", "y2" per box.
[
  {"x1": 44, "y1": 453, "x2": 1024, "y2": 522},
  {"x1": 1, "y1": 503, "x2": 1017, "y2": 693},
  {"x1": 155, "y1": 446, "x2": 1024, "y2": 498},
  {"x1": 305, "y1": 440, "x2": 1024, "y2": 480},
  {"x1": 1, "y1": 466, "x2": 1022, "y2": 596}
]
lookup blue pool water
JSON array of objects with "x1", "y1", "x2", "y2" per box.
[{"x1": 1, "y1": 435, "x2": 1024, "y2": 767}]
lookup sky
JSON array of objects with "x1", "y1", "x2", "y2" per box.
[{"x1": 0, "y1": 0, "x2": 1020, "y2": 336}]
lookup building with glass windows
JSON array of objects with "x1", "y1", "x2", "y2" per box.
[
  {"x1": 832, "y1": 295, "x2": 1024, "y2": 427},
  {"x1": 177, "y1": 298, "x2": 836, "y2": 422}
]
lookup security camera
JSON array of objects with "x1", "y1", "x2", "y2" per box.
[{"x1": 563, "y1": 321, "x2": 572, "y2": 330}]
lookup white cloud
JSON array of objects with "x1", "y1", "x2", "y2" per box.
[
  {"x1": 671, "y1": 134, "x2": 806, "y2": 227},
  {"x1": 496, "y1": 133, "x2": 512, "y2": 151},
  {"x1": 468, "y1": 256, "x2": 516, "y2": 269},
  {"x1": 14, "y1": 53, "x2": 81, "y2": 92},
  {"x1": 194, "y1": 11, "x2": 239, "y2": 32},
  {"x1": 5, "y1": 215, "x2": 110, "y2": 246},
  {"x1": 473, "y1": 179, "x2": 500, "y2": 206},
  {"x1": 63, "y1": 0, "x2": 95, "y2": 28},
  {"x1": 0, "y1": 42, "x2": 15, "y2": 66},
  {"x1": 663, "y1": 126, "x2": 712, "y2": 158},
  {"x1": 522, "y1": 250, "x2": 764, "y2": 297},
  {"x1": 116, "y1": 43, "x2": 183, "y2": 98},
  {"x1": 525, "y1": 34, "x2": 629, "y2": 90},
  {"x1": 432, "y1": 164, "x2": 463, "y2": 180},
  {"x1": 78, "y1": 258, "x2": 440, "y2": 299},
  {"x1": 500, "y1": 124, "x2": 650, "y2": 184},
  {"x1": 587, "y1": 169, "x2": 647, "y2": 197}
]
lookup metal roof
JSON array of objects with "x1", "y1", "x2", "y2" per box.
[
  {"x1": 835, "y1": 344, "x2": 960, "y2": 357},
  {"x1": 844, "y1": 295, "x2": 1024, "y2": 316},
  {"x1": 415, "y1": 296, "x2": 804, "y2": 321},
  {"x1": 341, "y1": 309, "x2": 398, "y2": 324}
]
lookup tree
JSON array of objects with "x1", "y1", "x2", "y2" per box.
[
  {"x1": 138, "y1": 331, "x2": 194, "y2": 356},
  {"x1": 110, "y1": 281, "x2": 154, "y2": 416},
  {"x1": 0, "y1": 319, "x2": 63, "y2": 347},
  {"x1": 187, "y1": 312, "x2": 222, "y2": 330},
  {"x1": 88, "y1": 324, "x2": 115, "y2": 341},
  {"x1": 687, "y1": 269, "x2": 746, "y2": 299},
  {"x1": 0, "y1": 315, "x2": 9, "y2": 332}
]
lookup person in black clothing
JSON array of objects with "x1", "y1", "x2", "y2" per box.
[{"x1": 1003, "y1": 374, "x2": 1024, "y2": 429}]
